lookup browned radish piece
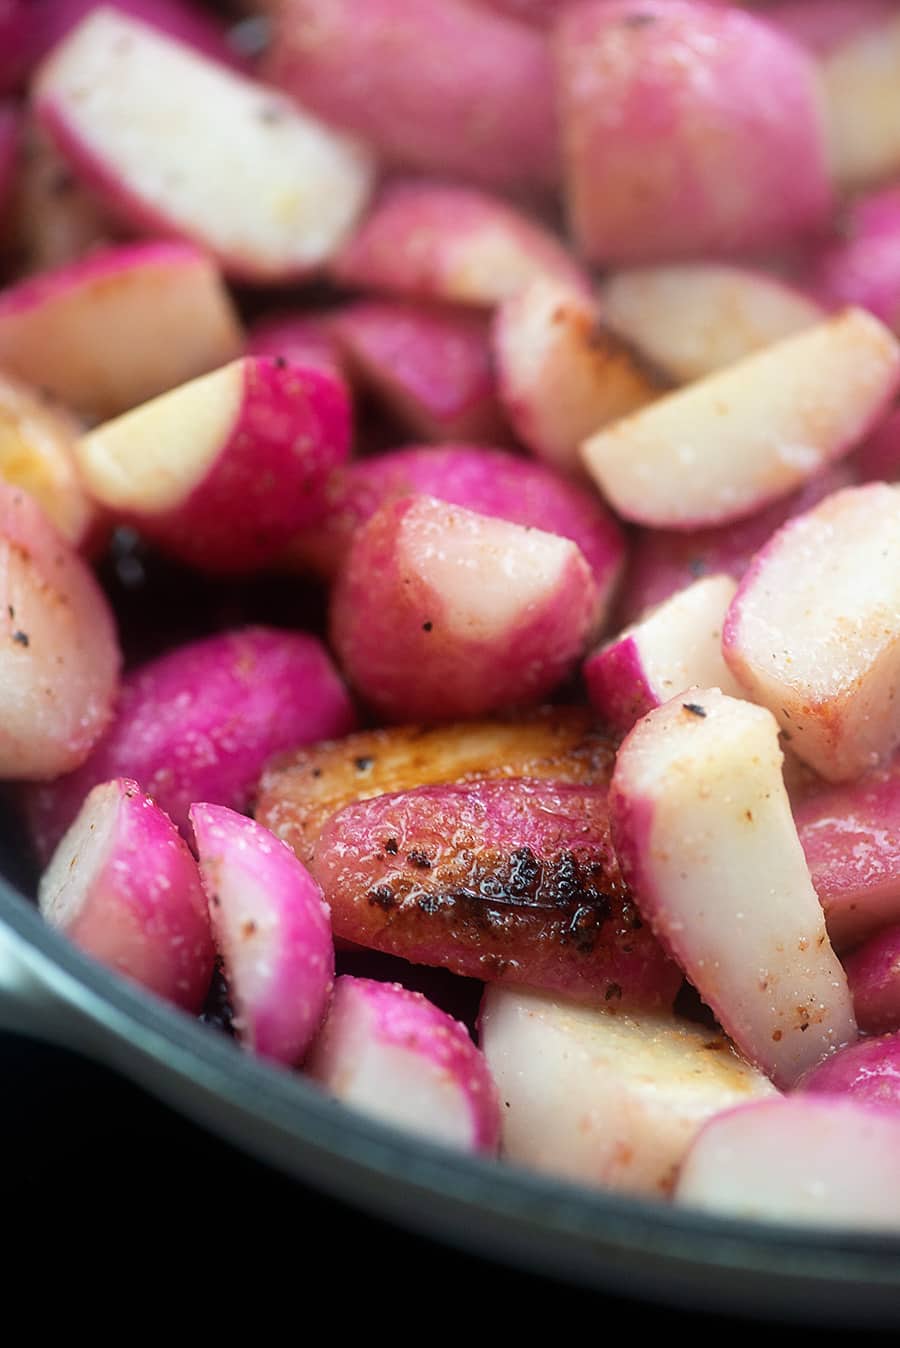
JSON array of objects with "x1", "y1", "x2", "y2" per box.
[
  {"x1": 33, "y1": 10, "x2": 375, "y2": 282},
  {"x1": 332, "y1": 302, "x2": 507, "y2": 446},
  {"x1": 492, "y1": 280, "x2": 661, "y2": 475},
  {"x1": 330, "y1": 181, "x2": 589, "y2": 309},
  {"x1": 75, "y1": 356, "x2": 350, "y2": 574},
  {"x1": 763, "y1": 0, "x2": 897, "y2": 55},
  {"x1": 584, "y1": 576, "x2": 743, "y2": 736},
  {"x1": 10, "y1": 122, "x2": 115, "y2": 274},
  {"x1": 311, "y1": 778, "x2": 683, "y2": 1009},
  {"x1": 555, "y1": 0, "x2": 832, "y2": 265},
  {"x1": 798, "y1": 1033, "x2": 900, "y2": 1107},
  {"x1": 306, "y1": 976, "x2": 501, "y2": 1153},
  {"x1": 0, "y1": 484, "x2": 119, "y2": 780},
  {"x1": 581, "y1": 310, "x2": 900, "y2": 530},
  {"x1": 39, "y1": 778, "x2": 213, "y2": 1012},
  {"x1": 265, "y1": 0, "x2": 557, "y2": 193},
  {"x1": 724, "y1": 484, "x2": 900, "y2": 782},
  {"x1": 0, "y1": 370, "x2": 96, "y2": 548},
  {"x1": 191, "y1": 804, "x2": 333, "y2": 1066},
  {"x1": 806, "y1": 188, "x2": 900, "y2": 334},
  {"x1": 597, "y1": 264, "x2": 825, "y2": 384},
  {"x1": 245, "y1": 311, "x2": 346, "y2": 384},
  {"x1": 479, "y1": 986, "x2": 777, "y2": 1196},
  {"x1": 330, "y1": 494, "x2": 597, "y2": 722},
  {"x1": 609, "y1": 689, "x2": 856, "y2": 1088},
  {"x1": 821, "y1": 11, "x2": 900, "y2": 192},
  {"x1": 0, "y1": 241, "x2": 242, "y2": 420},
  {"x1": 843, "y1": 930, "x2": 900, "y2": 1035},
  {"x1": 675, "y1": 1096, "x2": 900, "y2": 1229},
  {"x1": 255, "y1": 709, "x2": 616, "y2": 866},
  {"x1": 25, "y1": 627, "x2": 355, "y2": 866}
]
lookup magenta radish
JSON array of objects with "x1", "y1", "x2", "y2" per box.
[
  {"x1": 306, "y1": 976, "x2": 500, "y2": 1153},
  {"x1": 763, "y1": 0, "x2": 898, "y2": 55},
  {"x1": 39, "y1": 778, "x2": 213, "y2": 1012},
  {"x1": 584, "y1": 576, "x2": 743, "y2": 735},
  {"x1": 821, "y1": 10, "x2": 900, "y2": 191},
  {"x1": 29, "y1": 0, "x2": 246, "y2": 73},
  {"x1": 33, "y1": 9, "x2": 375, "y2": 282},
  {"x1": 75, "y1": 356, "x2": 351, "y2": 573},
  {"x1": 25, "y1": 626, "x2": 355, "y2": 865},
  {"x1": 798, "y1": 1032, "x2": 900, "y2": 1107},
  {"x1": 330, "y1": 494, "x2": 597, "y2": 721},
  {"x1": 480, "y1": 986, "x2": 776, "y2": 1196},
  {"x1": 191, "y1": 804, "x2": 334, "y2": 1066},
  {"x1": 0, "y1": 0, "x2": 33, "y2": 94},
  {"x1": 609, "y1": 689, "x2": 857, "y2": 1088},
  {"x1": 309, "y1": 778, "x2": 683, "y2": 1010},
  {"x1": 0, "y1": 241, "x2": 242, "y2": 420},
  {"x1": 245, "y1": 312, "x2": 346, "y2": 384},
  {"x1": 857, "y1": 405, "x2": 900, "y2": 482},
  {"x1": 675, "y1": 1096, "x2": 900, "y2": 1229},
  {"x1": 843, "y1": 930, "x2": 900, "y2": 1036},
  {"x1": 581, "y1": 309, "x2": 900, "y2": 530},
  {"x1": 806, "y1": 188, "x2": 900, "y2": 334}
]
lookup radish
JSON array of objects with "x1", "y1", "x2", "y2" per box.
[
  {"x1": 798, "y1": 1032, "x2": 900, "y2": 1107},
  {"x1": 762, "y1": 0, "x2": 898, "y2": 56},
  {"x1": 821, "y1": 9, "x2": 900, "y2": 191},
  {"x1": 857, "y1": 405, "x2": 900, "y2": 482},
  {"x1": 806, "y1": 187, "x2": 900, "y2": 334},
  {"x1": 843, "y1": 930, "x2": 900, "y2": 1036},
  {"x1": 10, "y1": 121, "x2": 115, "y2": 274},
  {"x1": 245, "y1": 311, "x2": 346, "y2": 384},
  {"x1": 29, "y1": 0, "x2": 247, "y2": 73}
]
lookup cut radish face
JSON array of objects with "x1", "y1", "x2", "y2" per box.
[
  {"x1": 39, "y1": 778, "x2": 213, "y2": 1011},
  {"x1": 33, "y1": 9, "x2": 375, "y2": 281},
  {"x1": 584, "y1": 575, "x2": 743, "y2": 735},
  {"x1": 75, "y1": 356, "x2": 351, "y2": 573},
  {"x1": 676, "y1": 1096, "x2": 900, "y2": 1230},
  {"x1": 609, "y1": 689, "x2": 857, "y2": 1088},
  {"x1": 821, "y1": 11, "x2": 900, "y2": 191},
  {"x1": 191, "y1": 804, "x2": 334, "y2": 1066},
  {"x1": 724, "y1": 483, "x2": 900, "y2": 783},
  {"x1": 306, "y1": 976, "x2": 500, "y2": 1153},
  {"x1": 480, "y1": 986, "x2": 776, "y2": 1196},
  {"x1": 581, "y1": 309, "x2": 900, "y2": 530},
  {"x1": 798, "y1": 1032, "x2": 900, "y2": 1107}
]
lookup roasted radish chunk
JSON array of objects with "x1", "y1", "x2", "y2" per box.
[
  {"x1": 610, "y1": 689, "x2": 856, "y2": 1088},
  {"x1": 480, "y1": 986, "x2": 776, "y2": 1196},
  {"x1": 306, "y1": 976, "x2": 500, "y2": 1153},
  {"x1": 39, "y1": 778, "x2": 213, "y2": 1011},
  {"x1": 310, "y1": 778, "x2": 683, "y2": 1009},
  {"x1": 192, "y1": 804, "x2": 334, "y2": 1066}
]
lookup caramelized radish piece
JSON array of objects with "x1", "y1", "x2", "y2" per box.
[
  {"x1": 191, "y1": 804, "x2": 333, "y2": 1065},
  {"x1": 676, "y1": 1096, "x2": 900, "y2": 1229},
  {"x1": 330, "y1": 494, "x2": 597, "y2": 721},
  {"x1": 306, "y1": 976, "x2": 500, "y2": 1153},
  {"x1": 492, "y1": 280, "x2": 661, "y2": 475},
  {"x1": 0, "y1": 484, "x2": 119, "y2": 780},
  {"x1": 11, "y1": 122, "x2": 115, "y2": 274},
  {"x1": 0, "y1": 241, "x2": 242, "y2": 420},
  {"x1": 581, "y1": 309, "x2": 900, "y2": 530},
  {"x1": 609, "y1": 689, "x2": 856, "y2": 1088},
  {"x1": 25, "y1": 627, "x2": 355, "y2": 865},
  {"x1": 34, "y1": 10, "x2": 375, "y2": 281},
  {"x1": 597, "y1": 264, "x2": 825, "y2": 384},
  {"x1": 75, "y1": 356, "x2": 350, "y2": 573},
  {"x1": 39, "y1": 778, "x2": 213, "y2": 1011},
  {"x1": 479, "y1": 986, "x2": 776, "y2": 1196},
  {"x1": 843, "y1": 930, "x2": 900, "y2": 1036},
  {"x1": 310, "y1": 778, "x2": 683, "y2": 1009},
  {"x1": 806, "y1": 187, "x2": 900, "y2": 334},
  {"x1": 798, "y1": 1032, "x2": 900, "y2": 1106},
  {"x1": 331, "y1": 181, "x2": 589, "y2": 309},
  {"x1": 724, "y1": 484, "x2": 900, "y2": 782},
  {"x1": 584, "y1": 575, "x2": 743, "y2": 735},
  {"x1": 256, "y1": 709, "x2": 616, "y2": 865},
  {"x1": 821, "y1": 11, "x2": 900, "y2": 191}
]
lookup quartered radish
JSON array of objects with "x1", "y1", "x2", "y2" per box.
[{"x1": 798, "y1": 1031, "x2": 900, "y2": 1107}]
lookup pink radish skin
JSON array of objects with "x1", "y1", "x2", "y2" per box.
[
  {"x1": 331, "y1": 181, "x2": 589, "y2": 309},
  {"x1": 857, "y1": 405, "x2": 900, "y2": 482},
  {"x1": 191, "y1": 803, "x2": 334, "y2": 1066},
  {"x1": 798, "y1": 1033, "x2": 900, "y2": 1107},
  {"x1": 0, "y1": 240, "x2": 242, "y2": 420},
  {"x1": 762, "y1": 0, "x2": 898, "y2": 55},
  {"x1": 332, "y1": 301, "x2": 508, "y2": 446},
  {"x1": 75, "y1": 356, "x2": 351, "y2": 574},
  {"x1": 0, "y1": 103, "x2": 19, "y2": 219},
  {"x1": 330, "y1": 494, "x2": 597, "y2": 722},
  {"x1": 555, "y1": 0, "x2": 832, "y2": 264},
  {"x1": 25, "y1": 626, "x2": 355, "y2": 865},
  {"x1": 0, "y1": 484, "x2": 119, "y2": 780},
  {"x1": 245, "y1": 312, "x2": 346, "y2": 384},
  {"x1": 0, "y1": 0, "x2": 33, "y2": 93},
  {"x1": 307, "y1": 976, "x2": 500, "y2": 1153},
  {"x1": 609, "y1": 689, "x2": 857, "y2": 1088},
  {"x1": 843, "y1": 931, "x2": 900, "y2": 1036},
  {"x1": 480, "y1": 986, "x2": 776, "y2": 1196},
  {"x1": 266, "y1": 0, "x2": 558, "y2": 193},
  {"x1": 11, "y1": 122, "x2": 116, "y2": 274},
  {"x1": 34, "y1": 9, "x2": 375, "y2": 283},
  {"x1": 821, "y1": 11, "x2": 900, "y2": 192},
  {"x1": 807, "y1": 188, "x2": 900, "y2": 334},
  {"x1": 310, "y1": 778, "x2": 683, "y2": 1010},
  {"x1": 676, "y1": 1095, "x2": 900, "y2": 1229},
  {"x1": 584, "y1": 575, "x2": 743, "y2": 735},
  {"x1": 29, "y1": 0, "x2": 246, "y2": 73},
  {"x1": 582, "y1": 309, "x2": 900, "y2": 531},
  {"x1": 39, "y1": 778, "x2": 213, "y2": 1011}
]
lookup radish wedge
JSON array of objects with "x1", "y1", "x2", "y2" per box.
[
  {"x1": 609, "y1": 689, "x2": 857, "y2": 1088},
  {"x1": 39, "y1": 778, "x2": 213, "y2": 1012},
  {"x1": 306, "y1": 976, "x2": 500, "y2": 1153},
  {"x1": 581, "y1": 308, "x2": 900, "y2": 530},
  {"x1": 191, "y1": 803, "x2": 334, "y2": 1066}
]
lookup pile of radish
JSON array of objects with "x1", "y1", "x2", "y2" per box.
[{"x1": 7, "y1": 0, "x2": 900, "y2": 1236}]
